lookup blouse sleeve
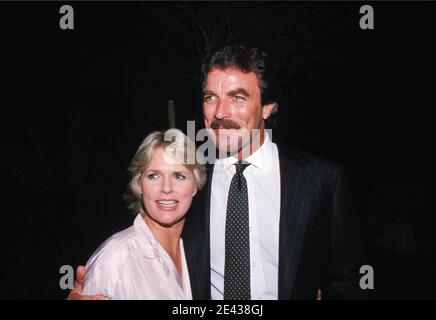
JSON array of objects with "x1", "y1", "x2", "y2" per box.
[{"x1": 82, "y1": 238, "x2": 128, "y2": 299}]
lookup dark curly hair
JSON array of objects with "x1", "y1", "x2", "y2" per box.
[{"x1": 201, "y1": 44, "x2": 279, "y2": 108}]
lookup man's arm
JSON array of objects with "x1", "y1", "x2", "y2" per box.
[
  {"x1": 321, "y1": 168, "x2": 367, "y2": 299},
  {"x1": 66, "y1": 266, "x2": 108, "y2": 300}
]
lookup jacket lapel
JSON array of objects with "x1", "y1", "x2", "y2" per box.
[
  {"x1": 278, "y1": 147, "x2": 310, "y2": 299},
  {"x1": 183, "y1": 164, "x2": 214, "y2": 300}
]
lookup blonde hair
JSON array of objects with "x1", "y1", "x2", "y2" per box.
[{"x1": 125, "y1": 129, "x2": 206, "y2": 214}]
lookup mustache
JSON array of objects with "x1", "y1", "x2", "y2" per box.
[{"x1": 210, "y1": 119, "x2": 241, "y2": 130}]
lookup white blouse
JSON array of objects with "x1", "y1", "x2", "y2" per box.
[{"x1": 82, "y1": 214, "x2": 192, "y2": 300}]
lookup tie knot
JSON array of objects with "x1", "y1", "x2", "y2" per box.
[{"x1": 234, "y1": 161, "x2": 250, "y2": 174}]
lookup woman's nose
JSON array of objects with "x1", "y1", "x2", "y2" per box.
[{"x1": 161, "y1": 176, "x2": 173, "y2": 194}]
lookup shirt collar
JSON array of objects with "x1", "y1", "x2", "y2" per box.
[{"x1": 134, "y1": 213, "x2": 161, "y2": 258}]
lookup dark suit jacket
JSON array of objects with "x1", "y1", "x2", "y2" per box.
[{"x1": 182, "y1": 146, "x2": 366, "y2": 300}]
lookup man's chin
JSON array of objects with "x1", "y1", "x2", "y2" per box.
[
  {"x1": 215, "y1": 140, "x2": 247, "y2": 158},
  {"x1": 216, "y1": 147, "x2": 238, "y2": 158},
  {"x1": 206, "y1": 128, "x2": 252, "y2": 158}
]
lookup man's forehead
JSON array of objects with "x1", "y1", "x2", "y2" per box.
[{"x1": 204, "y1": 67, "x2": 259, "y2": 89}]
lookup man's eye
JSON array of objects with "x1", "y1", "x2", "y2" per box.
[
  {"x1": 234, "y1": 95, "x2": 246, "y2": 101},
  {"x1": 203, "y1": 95, "x2": 216, "y2": 103}
]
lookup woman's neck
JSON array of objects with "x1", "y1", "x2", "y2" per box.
[{"x1": 143, "y1": 215, "x2": 184, "y2": 274}]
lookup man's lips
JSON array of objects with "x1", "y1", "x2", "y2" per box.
[{"x1": 213, "y1": 126, "x2": 238, "y2": 131}]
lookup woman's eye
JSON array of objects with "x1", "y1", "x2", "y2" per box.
[
  {"x1": 174, "y1": 173, "x2": 186, "y2": 180},
  {"x1": 146, "y1": 173, "x2": 159, "y2": 180}
]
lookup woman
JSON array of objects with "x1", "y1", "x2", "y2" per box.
[{"x1": 82, "y1": 129, "x2": 206, "y2": 299}]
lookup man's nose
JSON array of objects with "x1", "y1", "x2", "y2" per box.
[{"x1": 214, "y1": 100, "x2": 231, "y2": 119}]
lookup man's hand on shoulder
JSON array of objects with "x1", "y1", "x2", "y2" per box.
[{"x1": 66, "y1": 265, "x2": 108, "y2": 300}]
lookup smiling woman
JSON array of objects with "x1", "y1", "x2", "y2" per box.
[
  {"x1": 81, "y1": 129, "x2": 207, "y2": 300},
  {"x1": 126, "y1": 130, "x2": 206, "y2": 217}
]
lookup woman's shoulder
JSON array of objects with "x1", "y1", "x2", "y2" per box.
[
  {"x1": 85, "y1": 225, "x2": 140, "y2": 269},
  {"x1": 82, "y1": 225, "x2": 143, "y2": 296}
]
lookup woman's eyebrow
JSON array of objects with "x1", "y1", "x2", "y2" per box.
[
  {"x1": 144, "y1": 169, "x2": 161, "y2": 173},
  {"x1": 173, "y1": 170, "x2": 191, "y2": 174}
]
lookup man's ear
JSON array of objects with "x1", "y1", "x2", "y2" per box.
[{"x1": 262, "y1": 102, "x2": 278, "y2": 120}]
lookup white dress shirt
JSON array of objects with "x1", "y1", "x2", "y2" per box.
[
  {"x1": 82, "y1": 214, "x2": 192, "y2": 300},
  {"x1": 210, "y1": 133, "x2": 281, "y2": 300}
]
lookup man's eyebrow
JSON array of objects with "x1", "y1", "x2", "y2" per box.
[
  {"x1": 203, "y1": 89, "x2": 216, "y2": 96},
  {"x1": 227, "y1": 88, "x2": 250, "y2": 97}
]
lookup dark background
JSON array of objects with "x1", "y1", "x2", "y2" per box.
[{"x1": 1, "y1": 1, "x2": 435, "y2": 299}]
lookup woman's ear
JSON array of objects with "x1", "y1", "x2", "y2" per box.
[{"x1": 134, "y1": 176, "x2": 143, "y2": 197}]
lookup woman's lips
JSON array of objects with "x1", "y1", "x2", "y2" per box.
[{"x1": 156, "y1": 200, "x2": 178, "y2": 210}]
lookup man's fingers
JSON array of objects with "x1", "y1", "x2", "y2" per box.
[
  {"x1": 75, "y1": 265, "x2": 87, "y2": 283},
  {"x1": 65, "y1": 265, "x2": 110, "y2": 300},
  {"x1": 70, "y1": 266, "x2": 85, "y2": 294},
  {"x1": 66, "y1": 265, "x2": 87, "y2": 298},
  {"x1": 67, "y1": 293, "x2": 109, "y2": 300}
]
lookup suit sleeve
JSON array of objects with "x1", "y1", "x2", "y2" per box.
[{"x1": 321, "y1": 168, "x2": 368, "y2": 299}]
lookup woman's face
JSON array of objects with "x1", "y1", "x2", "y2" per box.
[{"x1": 138, "y1": 147, "x2": 197, "y2": 228}]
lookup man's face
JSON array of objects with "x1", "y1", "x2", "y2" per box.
[{"x1": 202, "y1": 67, "x2": 274, "y2": 158}]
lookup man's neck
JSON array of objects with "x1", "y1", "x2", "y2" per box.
[{"x1": 236, "y1": 128, "x2": 265, "y2": 160}]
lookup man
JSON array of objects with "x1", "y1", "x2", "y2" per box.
[{"x1": 68, "y1": 45, "x2": 365, "y2": 300}]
